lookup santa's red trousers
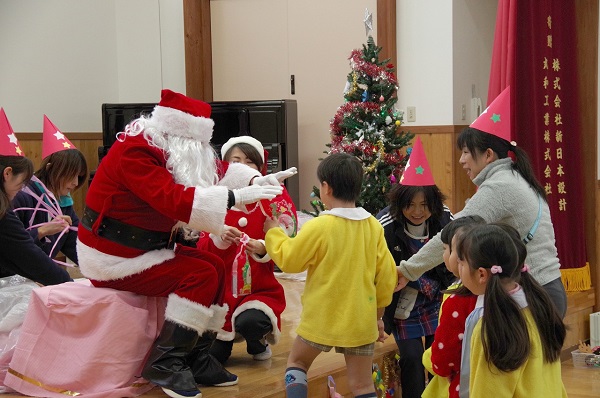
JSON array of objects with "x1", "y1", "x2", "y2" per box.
[{"x1": 91, "y1": 245, "x2": 226, "y2": 306}]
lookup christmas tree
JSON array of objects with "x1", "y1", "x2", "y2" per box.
[{"x1": 304, "y1": 35, "x2": 413, "y2": 216}]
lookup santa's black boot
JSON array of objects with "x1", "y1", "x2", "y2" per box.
[
  {"x1": 141, "y1": 320, "x2": 202, "y2": 398},
  {"x1": 187, "y1": 331, "x2": 238, "y2": 386}
]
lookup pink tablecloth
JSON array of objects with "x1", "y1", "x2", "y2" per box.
[{"x1": 4, "y1": 280, "x2": 165, "y2": 397}]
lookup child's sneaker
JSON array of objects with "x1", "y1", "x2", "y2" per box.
[
  {"x1": 161, "y1": 387, "x2": 202, "y2": 398},
  {"x1": 253, "y1": 344, "x2": 272, "y2": 361}
]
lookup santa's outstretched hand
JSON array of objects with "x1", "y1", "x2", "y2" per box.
[
  {"x1": 233, "y1": 184, "x2": 283, "y2": 205},
  {"x1": 252, "y1": 167, "x2": 298, "y2": 186}
]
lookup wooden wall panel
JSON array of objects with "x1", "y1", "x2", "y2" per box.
[
  {"x1": 451, "y1": 125, "x2": 477, "y2": 214},
  {"x1": 405, "y1": 125, "x2": 475, "y2": 214},
  {"x1": 377, "y1": 0, "x2": 397, "y2": 69},
  {"x1": 17, "y1": 133, "x2": 102, "y2": 219},
  {"x1": 183, "y1": 0, "x2": 213, "y2": 101},
  {"x1": 563, "y1": 290, "x2": 596, "y2": 350}
]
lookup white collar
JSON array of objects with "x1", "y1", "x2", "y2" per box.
[
  {"x1": 475, "y1": 284, "x2": 528, "y2": 312},
  {"x1": 320, "y1": 207, "x2": 371, "y2": 220}
]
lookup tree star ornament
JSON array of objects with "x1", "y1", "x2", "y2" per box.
[{"x1": 363, "y1": 8, "x2": 373, "y2": 36}]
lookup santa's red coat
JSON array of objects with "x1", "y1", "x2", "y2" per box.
[{"x1": 78, "y1": 133, "x2": 257, "y2": 282}]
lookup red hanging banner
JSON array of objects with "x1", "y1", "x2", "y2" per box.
[{"x1": 488, "y1": 0, "x2": 590, "y2": 291}]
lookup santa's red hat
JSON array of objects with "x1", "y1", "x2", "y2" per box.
[
  {"x1": 0, "y1": 108, "x2": 24, "y2": 157},
  {"x1": 400, "y1": 136, "x2": 435, "y2": 186},
  {"x1": 42, "y1": 115, "x2": 76, "y2": 158},
  {"x1": 470, "y1": 86, "x2": 512, "y2": 143},
  {"x1": 150, "y1": 89, "x2": 214, "y2": 144}
]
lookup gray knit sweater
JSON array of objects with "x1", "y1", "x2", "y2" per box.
[{"x1": 398, "y1": 157, "x2": 562, "y2": 286}]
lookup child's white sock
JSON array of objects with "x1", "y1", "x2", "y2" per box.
[{"x1": 285, "y1": 367, "x2": 307, "y2": 398}]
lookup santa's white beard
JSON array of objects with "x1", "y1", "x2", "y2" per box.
[
  {"x1": 134, "y1": 119, "x2": 219, "y2": 188},
  {"x1": 164, "y1": 136, "x2": 218, "y2": 188}
]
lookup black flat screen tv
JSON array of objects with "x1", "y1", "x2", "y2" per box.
[{"x1": 101, "y1": 103, "x2": 156, "y2": 149}]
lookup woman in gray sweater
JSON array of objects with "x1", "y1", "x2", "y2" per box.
[{"x1": 397, "y1": 88, "x2": 567, "y2": 316}]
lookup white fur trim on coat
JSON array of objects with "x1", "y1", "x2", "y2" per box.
[
  {"x1": 189, "y1": 186, "x2": 228, "y2": 235},
  {"x1": 207, "y1": 304, "x2": 229, "y2": 332},
  {"x1": 150, "y1": 105, "x2": 214, "y2": 143},
  {"x1": 209, "y1": 233, "x2": 231, "y2": 250},
  {"x1": 165, "y1": 293, "x2": 215, "y2": 334},
  {"x1": 77, "y1": 239, "x2": 176, "y2": 281},
  {"x1": 216, "y1": 300, "x2": 281, "y2": 345},
  {"x1": 218, "y1": 162, "x2": 260, "y2": 189}
]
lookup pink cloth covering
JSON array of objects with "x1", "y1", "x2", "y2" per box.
[{"x1": 4, "y1": 280, "x2": 166, "y2": 397}]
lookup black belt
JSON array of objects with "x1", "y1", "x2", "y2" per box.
[{"x1": 81, "y1": 206, "x2": 173, "y2": 251}]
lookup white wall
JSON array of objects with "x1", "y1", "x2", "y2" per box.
[
  {"x1": 0, "y1": 0, "x2": 495, "y2": 131},
  {"x1": 396, "y1": 0, "x2": 454, "y2": 126},
  {"x1": 396, "y1": 0, "x2": 496, "y2": 126},
  {"x1": 0, "y1": 0, "x2": 183, "y2": 133},
  {"x1": 452, "y1": 0, "x2": 497, "y2": 124}
]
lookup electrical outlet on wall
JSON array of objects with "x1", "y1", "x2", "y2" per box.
[{"x1": 407, "y1": 106, "x2": 416, "y2": 122}]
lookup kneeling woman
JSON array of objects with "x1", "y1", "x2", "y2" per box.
[{"x1": 198, "y1": 136, "x2": 297, "y2": 367}]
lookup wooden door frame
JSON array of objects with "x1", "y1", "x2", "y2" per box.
[{"x1": 183, "y1": 0, "x2": 397, "y2": 101}]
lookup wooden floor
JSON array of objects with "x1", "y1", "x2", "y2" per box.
[
  {"x1": 135, "y1": 279, "x2": 600, "y2": 398},
  {"x1": 3, "y1": 277, "x2": 600, "y2": 397}
]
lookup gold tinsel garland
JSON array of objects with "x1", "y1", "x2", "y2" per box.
[
  {"x1": 381, "y1": 351, "x2": 400, "y2": 397},
  {"x1": 364, "y1": 139, "x2": 385, "y2": 173}
]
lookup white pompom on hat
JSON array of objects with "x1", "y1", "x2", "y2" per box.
[
  {"x1": 220, "y1": 135, "x2": 264, "y2": 162},
  {"x1": 149, "y1": 89, "x2": 215, "y2": 144}
]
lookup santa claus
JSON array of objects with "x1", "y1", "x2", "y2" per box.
[{"x1": 77, "y1": 89, "x2": 294, "y2": 398}]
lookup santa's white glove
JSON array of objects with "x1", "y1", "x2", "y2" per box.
[
  {"x1": 233, "y1": 185, "x2": 283, "y2": 205},
  {"x1": 252, "y1": 167, "x2": 298, "y2": 186}
]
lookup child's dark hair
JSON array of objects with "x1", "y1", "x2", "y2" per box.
[
  {"x1": 317, "y1": 153, "x2": 363, "y2": 203},
  {"x1": 222, "y1": 143, "x2": 264, "y2": 173},
  {"x1": 0, "y1": 155, "x2": 34, "y2": 218},
  {"x1": 457, "y1": 127, "x2": 546, "y2": 201},
  {"x1": 35, "y1": 149, "x2": 88, "y2": 195},
  {"x1": 457, "y1": 224, "x2": 565, "y2": 371},
  {"x1": 440, "y1": 215, "x2": 486, "y2": 245},
  {"x1": 386, "y1": 184, "x2": 447, "y2": 222},
  {"x1": 440, "y1": 215, "x2": 486, "y2": 296},
  {"x1": 490, "y1": 222, "x2": 566, "y2": 364}
]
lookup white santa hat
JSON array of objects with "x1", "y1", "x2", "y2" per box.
[
  {"x1": 149, "y1": 89, "x2": 215, "y2": 143},
  {"x1": 220, "y1": 135, "x2": 265, "y2": 162}
]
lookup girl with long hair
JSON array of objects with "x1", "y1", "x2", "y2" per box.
[
  {"x1": 456, "y1": 223, "x2": 566, "y2": 397},
  {"x1": 13, "y1": 148, "x2": 87, "y2": 264}
]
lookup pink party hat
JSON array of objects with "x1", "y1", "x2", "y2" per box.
[
  {"x1": 400, "y1": 137, "x2": 435, "y2": 186},
  {"x1": 42, "y1": 115, "x2": 76, "y2": 158},
  {"x1": 0, "y1": 108, "x2": 24, "y2": 156},
  {"x1": 470, "y1": 86, "x2": 512, "y2": 142}
]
